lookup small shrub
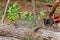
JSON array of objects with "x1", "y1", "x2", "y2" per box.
[
  {"x1": 21, "y1": 12, "x2": 34, "y2": 21},
  {"x1": 21, "y1": 11, "x2": 28, "y2": 19},
  {"x1": 27, "y1": 0, "x2": 32, "y2": 2},
  {"x1": 36, "y1": 1, "x2": 40, "y2": 8},
  {"x1": 27, "y1": 12, "x2": 34, "y2": 21},
  {"x1": 21, "y1": 34, "x2": 32, "y2": 40},
  {"x1": 0, "y1": 7, "x2": 3, "y2": 19},
  {"x1": 20, "y1": 12, "x2": 35, "y2": 26},
  {"x1": 38, "y1": 10, "x2": 45, "y2": 20},
  {"x1": 8, "y1": 3, "x2": 20, "y2": 22},
  {"x1": 39, "y1": 0, "x2": 54, "y2": 3},
  {"x1": 46, "y1": 0, "x2": 54, "y2": 3},
  {"x1": 27, "y1": 12, "x2": 35, "y2": 26}
]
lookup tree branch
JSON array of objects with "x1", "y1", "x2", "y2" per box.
[{"x1": 1, "y1": 0, "x2": 10, "y2": 23}]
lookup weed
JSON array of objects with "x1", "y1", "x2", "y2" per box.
[
  {"x1": 21, "y1": 11, "x2": 28, "y2": 19},
  {"x1": 27, "y1": 12, "x2": 34, "y2": 21},
  {"x1": 36, "y1": 1, "x2": 40, "y2": 8},
  {"x1": 27, "y1": 12, "x2": 35, "y2": 26},
  {"x1": 0, "y1": 7, "x2": 3, "y2": 19},
  {"x1": 20, "y1": 12, "x2": 35, "y2": 26},
  {"x1": 38, "y1": 10, "x2": 45, "y2": 20},
  {"x1": 27, "y1": 0, "x2": 32, "y2": 2},
  {"x1": 8, "y1": 2, "x2": 21, "y2": 22},
  {"x1": 21, "y1": 34, "x2": 32, "y2": 40},
  {"x1": 39, "y1": 0, "x2": 54, "y2": 3}
]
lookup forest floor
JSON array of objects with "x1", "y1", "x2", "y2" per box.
[{"x1": 0, "y1": 0, "x2": 60, "y2": 40}]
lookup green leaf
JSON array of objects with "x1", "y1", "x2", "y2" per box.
[
  {"x1": 8, "y1": 2, "x2": 20, "y2": 22},
  {"x1": 40, "y1": 11, "x2": 45, "y2": 16},
  {"x1": 13, "y1": 3, "x2": 17, "y2": 7}
]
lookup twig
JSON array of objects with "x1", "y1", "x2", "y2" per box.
[
  {"x1": 32, "y1": 0, "x2": 40, "y2": 26},
  {"x1": 1, "y1": 0, "x2": 10, "y2": 23},
  {"x1": 32, "y1": 0, "x2": 41, "y2": 32}
]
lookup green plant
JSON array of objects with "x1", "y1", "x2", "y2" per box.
[
  {"x1": 20, "y1": 12, "x2": 35, "y2": 26},
  {"x1": 36, "y1": 1, "x2": 40, "y2": 8},
  {"x1": 21, "y1": 34, "x2": 32, "y2": 40},
  {"x1": 39, "y1": 0, "x2": 53, "y2": 3},
  {"x1": 8, "y1": 3, "x2": 20, "y2": 22},
  {"x1": 46, "y1": 0, "x2": 53, "y2": 3},
  {"x1": 27, "y1": 12, "x2": 34, "y2": 21},
  {"x1": 21, "y1": 11, "x2": 28, "y2": 19},
  {"x1": 0, "y1": 11, "x2": 3, "y2": 19},
  {"x1": 27, "y1": 0, "x2": 32, "y2": 2},
  {"x1": 22, "y1": 37, "x2": 31, "y2": 40},
  {"x1": 27, "y1": 12, "x2": 35, "y2": 26},
  {"x1": 0, "y1": 7, "x2": 3, "y2": 19},
  {"x1": 38, "y1": 10, "x2": 45, "y2": 20}
]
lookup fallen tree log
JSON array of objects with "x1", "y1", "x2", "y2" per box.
[
  {"x1": 39, "y1": 29, "x2": 60, "y2": 40},
  {"x1": 0, "y1": 23, "x2": 60, "y2": 40},
  {"x1": 0, "y1": 24, "x2": 32, "y2": 38},
  {"x1": 0, "y1": 36, "x2": 19, "y2": 40},
  {"x1": 0, "y1": 23, "x2": 43, "y2": 40}
]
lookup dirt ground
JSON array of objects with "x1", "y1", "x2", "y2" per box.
[
  {"x1": 0, "y1": 0, "x2": 60, "y2": 40},
  {"x1": 1, "y1": 0, "x2": 60, "y2": 34}
]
